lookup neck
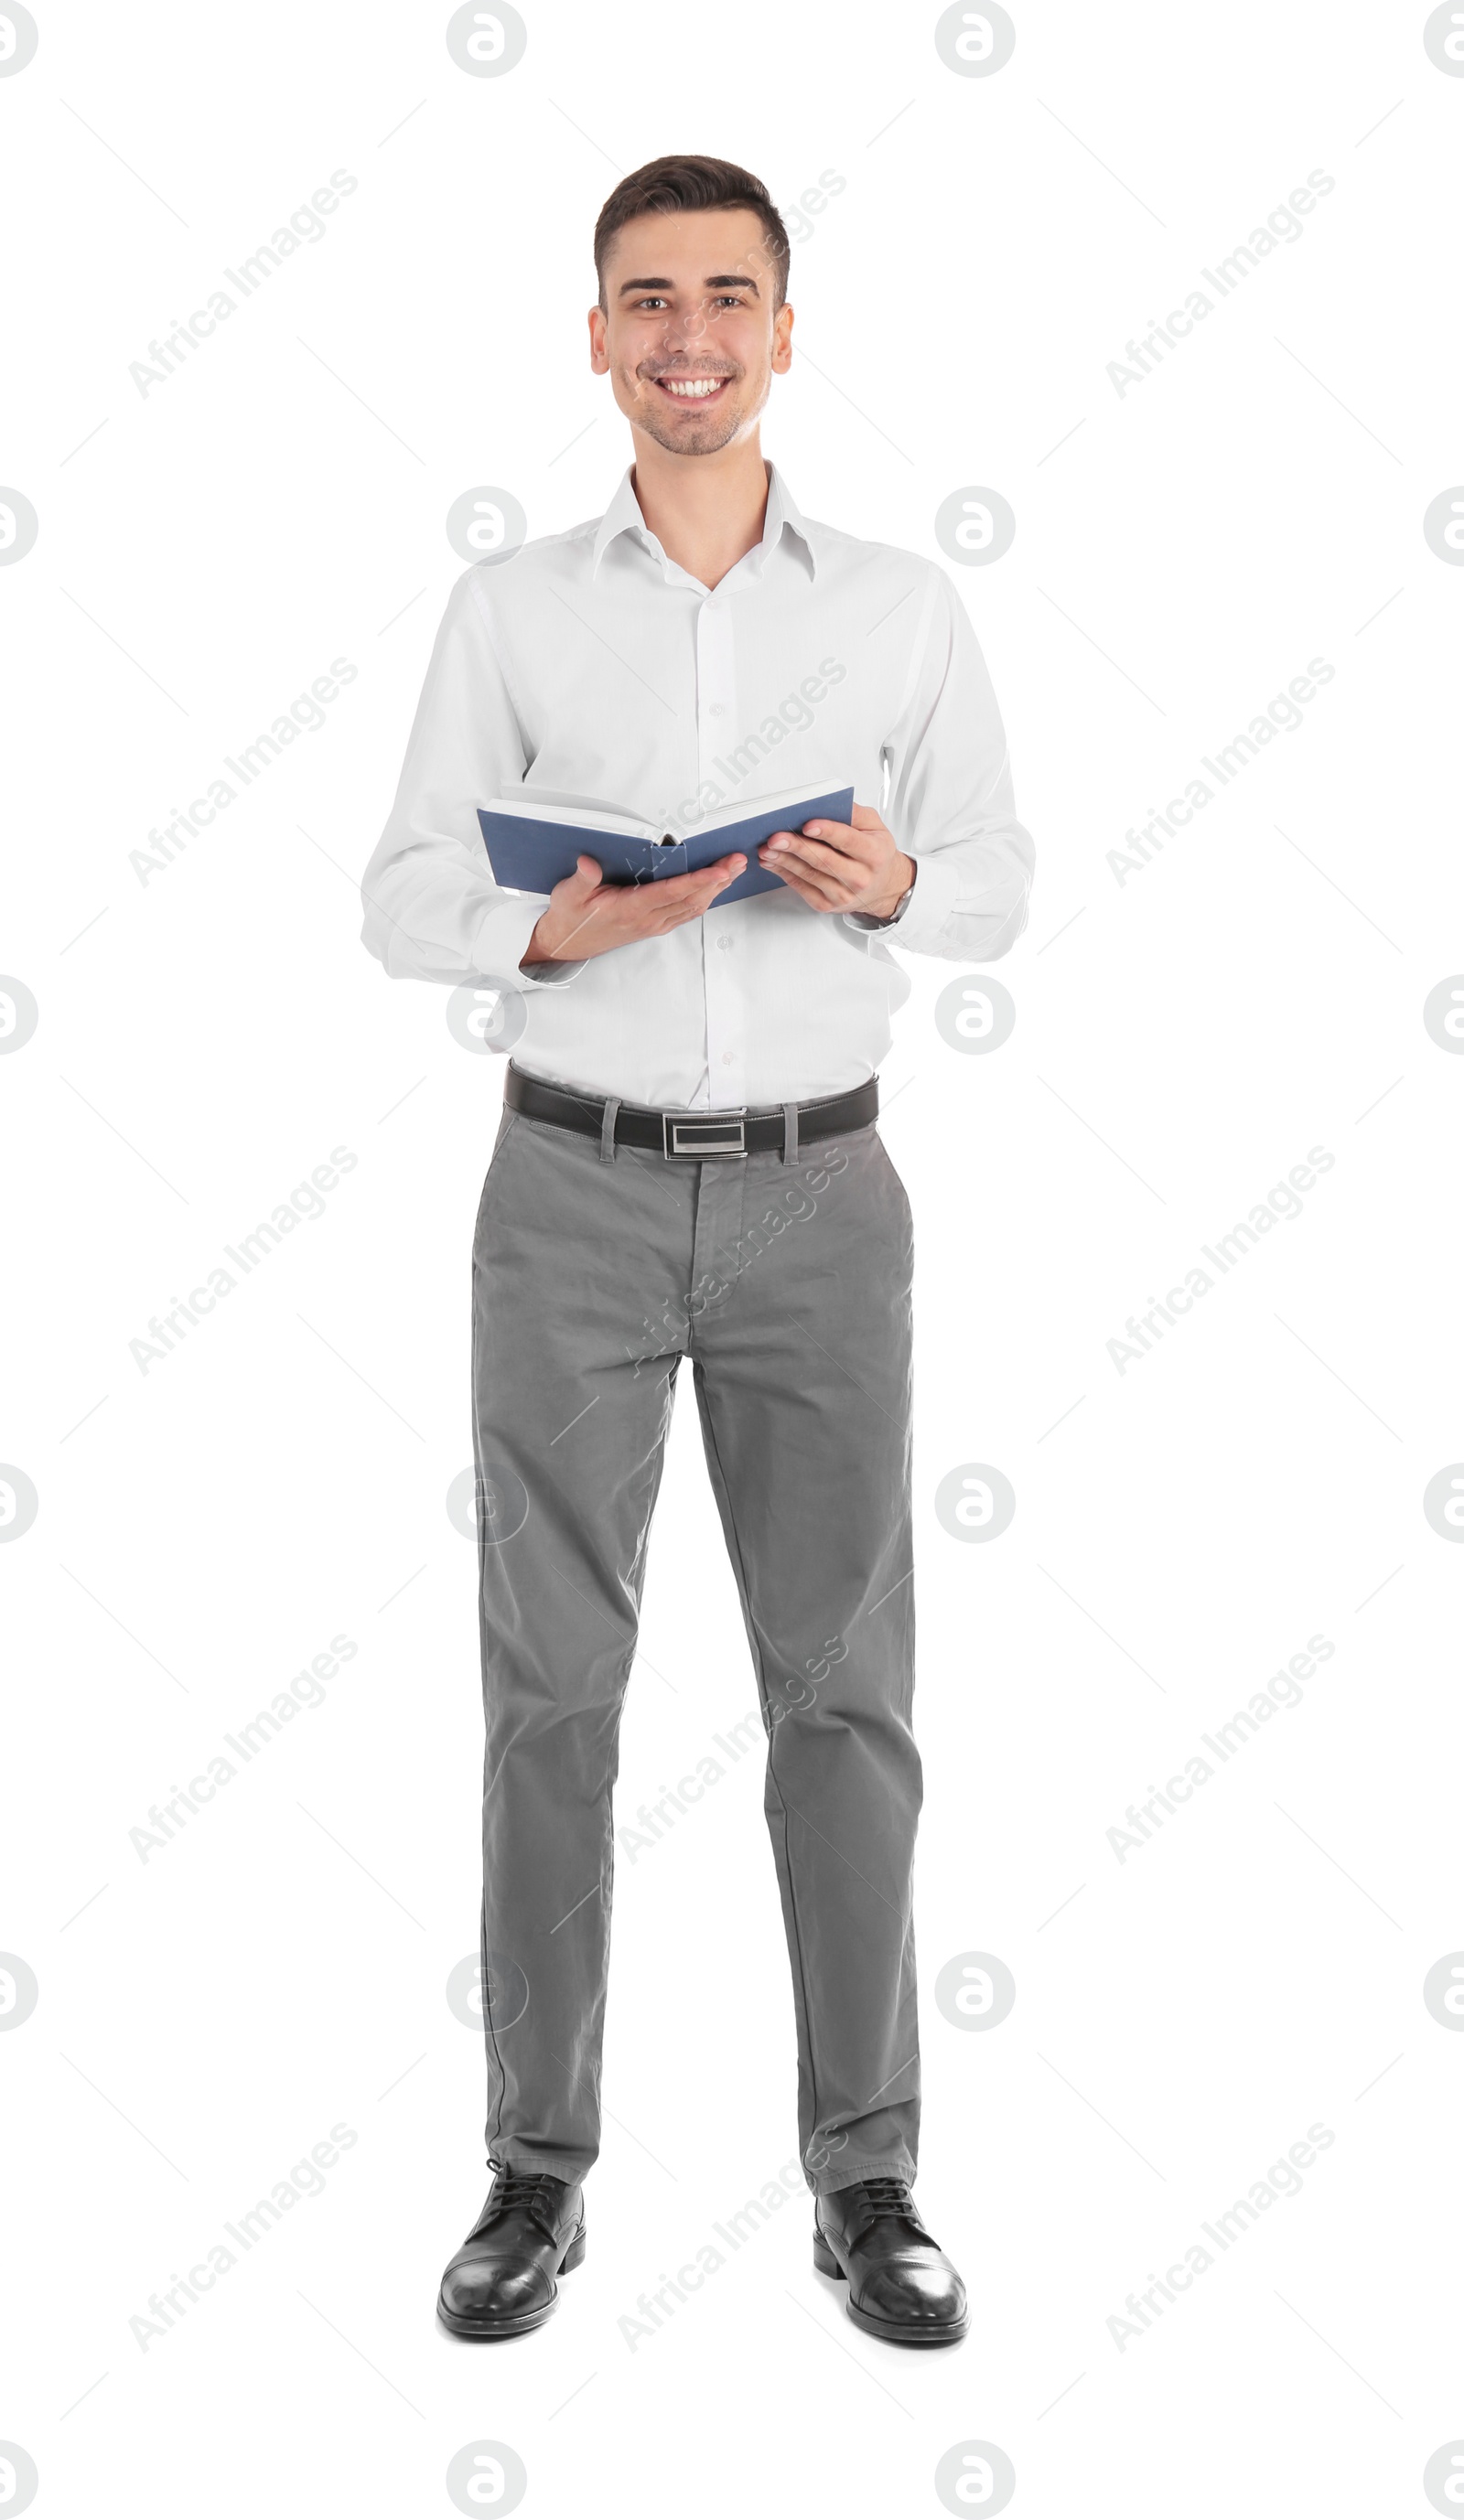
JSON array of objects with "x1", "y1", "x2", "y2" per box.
[{"x1": 628, "y1": 435, "x2": 770, "y2": 591}]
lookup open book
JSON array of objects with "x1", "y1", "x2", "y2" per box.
[{"x1": 477, "y1": 781, "x2": 855, "y2": 909}]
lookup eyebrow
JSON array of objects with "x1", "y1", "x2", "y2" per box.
[{"x1": 617, "y1": 273, "x2": 759, "y2": 297}]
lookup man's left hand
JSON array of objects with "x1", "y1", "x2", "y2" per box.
[{"x1": 759, "y1": 804, "x2": 913, "y2": 919}]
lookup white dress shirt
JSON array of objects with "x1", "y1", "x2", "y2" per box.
[{"x1": 361, "y1": 463, "x2": 1034, "y2": 1110}]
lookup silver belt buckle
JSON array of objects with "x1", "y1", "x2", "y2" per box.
[{"x1": 662, "y1": 1110, "x2": 748, "y2": 1159}]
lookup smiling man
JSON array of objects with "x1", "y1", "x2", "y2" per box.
[{"x1": 361, "y1": 154, "x2": 1034, "y2": 2349}]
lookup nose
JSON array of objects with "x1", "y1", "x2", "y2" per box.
[{"x1": 656, "y1": 306, "x2": 709, "y2": 356}]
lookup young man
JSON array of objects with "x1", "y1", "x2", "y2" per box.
[{"x1": 361, "y1": 155, "x2": 1033, "y2": 2348}]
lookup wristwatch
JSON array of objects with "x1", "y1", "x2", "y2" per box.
[{"x1": 855, "y1": 866, "x2": 916, "y2": 930}]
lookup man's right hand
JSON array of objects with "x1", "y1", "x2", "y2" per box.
[{"x1": 521, "y1": 852, "x2": 748, "y2": 965}]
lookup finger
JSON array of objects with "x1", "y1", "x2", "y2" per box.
[
  {"x1": 654, "y1": 852, "x2": 746, "y2": 895},
  {"x1": 761, "y1": 835, "x2": 856, "y2": 880},
  {"x1": 770, "y1": 864, "x2": 849, "y2": 911},
  {"x1": 761, "y1": 823, "x2": 867, "y2": 856},
  {"x1": 798, "y1": 819, "x2": 876, "y2": 858},
  {"x1": 770, "y1": 820, "x2": 878, "y2": 869},
  {"x1": 627, "y1": 856, "x2": 746, "y2": 907},
  {"x1": 550, "y1": 854, "x2": 601, "y2": 906},
  {"x1": 611, "y1": 889, "x2": 730, "y2": 940},
  {"x1": 661, "y1": 876, "x2": 742, "y2": 921}
]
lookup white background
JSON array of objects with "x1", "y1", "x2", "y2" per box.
[{"x1": 4, "y1": 1, "x2": 1463, "y2": 2514}]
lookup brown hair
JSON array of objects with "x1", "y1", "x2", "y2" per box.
[{"x1": 593, "y1": 155, "x2": 791, "y2": 311}]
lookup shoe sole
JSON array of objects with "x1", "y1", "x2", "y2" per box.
[
  {"x1": 813, "y1": 2229, "x2": 969, "y2": 2347},
  {"x1": 436, "y1": 2226, "x2": 586, "y2": 2339}
]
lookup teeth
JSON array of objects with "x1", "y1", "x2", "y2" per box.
[{"x1": 660, "y1": 377, "x2": 726, "y2": 397}]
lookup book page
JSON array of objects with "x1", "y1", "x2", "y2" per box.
[
  {"x1": 694, "y1": 782, "x2": 847, "y2": 839},
  {"x1": 486, "y1": 790, "x2": 655, "y2": 841}
]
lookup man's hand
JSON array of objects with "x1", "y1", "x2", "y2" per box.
[
  {"x1": 522, "y1": 851, "x2": 747, "y2": 964},
  {"x1": 757, "y1": 803, "x2": 913, "y2": 919}
]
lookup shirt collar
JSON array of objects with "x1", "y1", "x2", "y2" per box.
[{"x1": 589, "y1": 459, "x2": 818, "y2": 584}]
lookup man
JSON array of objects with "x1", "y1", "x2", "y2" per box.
[{"x1": 361, "y1": 154, "x2": 1033, "y2": 2348}]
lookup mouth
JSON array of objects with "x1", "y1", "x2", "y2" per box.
[{"x1": 650, "y1": 373, "x2": 734, "y2": 409}]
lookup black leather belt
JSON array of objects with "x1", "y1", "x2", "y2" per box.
[{"x1": 504, "y1": 1061, "x2": 878, "y2": 1159}]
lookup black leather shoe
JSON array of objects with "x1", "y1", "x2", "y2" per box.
[
  {"x1": 437, "y1": 2168, "x2": 586, "y2": 2339},
  {"x1": 813, "y1": 2177, "x2": 968, "y2": 2346}
]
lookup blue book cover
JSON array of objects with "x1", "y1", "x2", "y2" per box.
[{"x1": 477, "y1": 782, "x2": 855, "y2": 909}]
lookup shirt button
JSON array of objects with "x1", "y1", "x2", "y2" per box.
[
  {"x1": 708, "y1": 702, "x2": 726, "y2": 718},
  {"x1": 717, "y1": 934, "x2": 733, "y2": 950},
  {"x1": 721, "y1": 1051, "x2": 735, "y2": 1065}
]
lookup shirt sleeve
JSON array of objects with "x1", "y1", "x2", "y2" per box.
[
  {"x1": 840, "y1": 566, "x2": 1035, "y2": 963},
  {"x1": 360, "y1": 569, "x2": 585, "y2": 991}
]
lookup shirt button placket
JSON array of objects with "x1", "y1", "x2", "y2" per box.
[{"x1": 698, "y1": 595, "x2": 745, "y2": 1108}]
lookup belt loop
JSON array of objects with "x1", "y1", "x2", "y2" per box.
[
  {"x1": 780, "y1": 1101, "x2": 800, "y2": 1165},
  {"x1": 599, "y1": 1094, "x2": 621, "y2": 1163}
]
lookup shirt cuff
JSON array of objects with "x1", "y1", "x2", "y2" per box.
[{"x1": 471, "y1": 895, "x2": 587, "y2": 991}]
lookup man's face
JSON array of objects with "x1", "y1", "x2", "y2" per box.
[{"x1": 589, "y1": 206, "x2": 792, "y2": 458}]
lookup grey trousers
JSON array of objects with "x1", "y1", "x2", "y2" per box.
[{"x1": 469, "y1": 1089, "x2": 921, "y2": 2198}]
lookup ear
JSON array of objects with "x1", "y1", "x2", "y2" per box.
[
  {"x1": 588, "y1": 304, "x2": 609, "y2": 373},
  {"x1": 771, "y1": 300, "x2": 794, "y2": 376}
]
